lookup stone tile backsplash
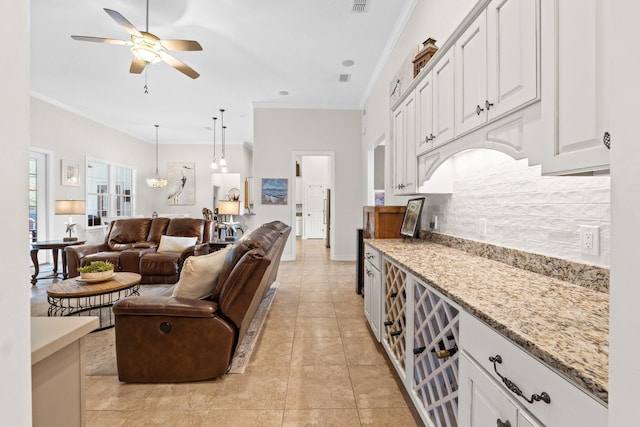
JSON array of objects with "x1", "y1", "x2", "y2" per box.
[{"x1": 421, "y1": 161, "x2": 611, "y2": 267}]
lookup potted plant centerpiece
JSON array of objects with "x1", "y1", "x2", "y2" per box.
[{"x1": 78, "y1": 261, "x2": 115, "y2": 281}]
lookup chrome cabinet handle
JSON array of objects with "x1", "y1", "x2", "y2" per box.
[
  {"x1": 489, "y1": 355, "x2": 551, "y2": 405},
  {"x1": 476, "y1": 104, "x2": 485, "y2": 115},
  {"x1": 603, "y1": 131, "x2": 611, "y2": 149},
  {"x1": 496, "y1": 419, "x2": 511, "y2": 427},
  {"x1": 485, "y1": 100, "x2": 494, "y2": 110}
]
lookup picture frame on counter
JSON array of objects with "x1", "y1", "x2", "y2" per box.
[{"x1": 400, "y1": 197, "x2": 425, "y2": 238}]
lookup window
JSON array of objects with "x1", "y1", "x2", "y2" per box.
[{"x1": 86, "y1": 159, "x2": 135, "y2": 227}]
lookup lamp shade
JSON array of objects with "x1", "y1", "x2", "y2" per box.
[
  {"x1": 217, "y1": 200, "x2": 240, "y2": 216},
  {"x1": 55, "y1": 200, "x2": 86, "y2": 215}
]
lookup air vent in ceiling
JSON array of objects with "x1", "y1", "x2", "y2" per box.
[
  {"x1": 353, "y1": 0, "x2": 367, "y2": 12},
  {"x1": 339, "y1": 74, "x2": 351, "y2": 82}
]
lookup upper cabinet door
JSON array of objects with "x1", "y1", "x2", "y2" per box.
[
  {"x1": 416, "y1": 71, "x2": 434, "y2": 155},
  {"x1": 552, "y1": 0, "x2": 609, "y2": 172},
  {"x1": 486, "y1": 0, "x2": 539, "y2": 120},
  {"x1": 455, "y1": 12, "x2": 488, "y2": 135},
  {"x1": 433, "y1": 48, "x2": 456, "y2": 147}
]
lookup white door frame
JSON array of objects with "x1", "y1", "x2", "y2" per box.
[
  {"x1": 290, "y1": 151, "x2": 335, "y2": 261},
  {"x1": 29, "y1": 147, "x2": 54, "y2": 263}
]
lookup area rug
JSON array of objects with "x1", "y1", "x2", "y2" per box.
[
  {"x1": 84, "y1": 282, "x2": 279, "y2": 376},
  {"x1": 228, "y1": 282, "x2": 279, "y2": 374}
]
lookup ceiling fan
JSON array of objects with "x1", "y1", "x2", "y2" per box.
[{"x1": 71, "y1": 0, "x2": 202, "y2": 79}]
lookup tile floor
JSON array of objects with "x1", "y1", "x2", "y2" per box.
[{"x1": 33, "y1": 239, "x2": 422, "y2": 426}]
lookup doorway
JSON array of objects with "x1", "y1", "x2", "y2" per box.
[
  {"x1": 291, "y1": 152, "x2": 335, "y2": 260},
  {"x1": 29, "y1": 149, "x2": 51, "y2": 263}
]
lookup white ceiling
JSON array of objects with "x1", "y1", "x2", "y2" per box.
[{"x1": 30, "y1": 0, "x2": 411, "y2": 146}]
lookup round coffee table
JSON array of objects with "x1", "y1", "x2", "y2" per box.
[{"x1": 47, "y1": 272, "x2": 141, "y2": 331}]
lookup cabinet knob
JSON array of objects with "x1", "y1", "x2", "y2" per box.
[
  {"x1": 603, "y1": 131, "x2": 611, "y2": 149},
  {"x1": 476, "y1": 104, "x2": 485, "y2": 115},
  {"x1": 430, "y1": 133, "x2": 435, "y2": 141},
  {"x1": 496, "y1": 419, "x2": 511, "y2": 427},
  {"x1": 485, "y1": 100, "x2": 494, "y2": 110}
]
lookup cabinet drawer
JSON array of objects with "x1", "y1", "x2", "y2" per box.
[
  {"x1": 364, "y1": 244, "x2": 381, "y2": 270},
  {"x1": 460, "y1": 311, "x2": 607, "y2": 426}
]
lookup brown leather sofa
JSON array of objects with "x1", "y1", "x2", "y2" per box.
[
  {"x1": 66, "y1": 217, "x2": 215, "y2": 284},
  {"x1": 112, "y1": 221, "x2": 291, "y2": 383}
]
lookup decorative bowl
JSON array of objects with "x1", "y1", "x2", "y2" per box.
[{"x1": 80, "y1": 270, "x2": 115, "y2": 282}]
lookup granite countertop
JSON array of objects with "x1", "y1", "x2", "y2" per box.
[{"x1": 366, "y1": 239, "x2": 609, "y2": 404}]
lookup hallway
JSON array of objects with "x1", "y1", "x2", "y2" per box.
[{"x1": 83, "y1": 238, "x2": 419, "y2": 426}]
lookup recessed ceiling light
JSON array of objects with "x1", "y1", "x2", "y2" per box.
[
  {"x1": 342, "y1": 59, "x2": 355, "y2": 67},
  {"x1": 279, "y1": 90, "x2": 289, "y2": 96}
]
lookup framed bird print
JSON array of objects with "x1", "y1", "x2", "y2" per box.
[{"x1": 166, "y1": 162, "x2": 195, "y2": 205}]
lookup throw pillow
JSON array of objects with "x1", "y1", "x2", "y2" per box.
[
  {"x1": 172, "y1": 246, "x2": 231, "y2": 300},
  {"x1": 157, "y1": 235, "x2": 198, "y2": 253}
]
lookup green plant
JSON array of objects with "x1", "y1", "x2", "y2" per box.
[{"x1": 78, "y1": 261, "x2": 114, "y2": 273}]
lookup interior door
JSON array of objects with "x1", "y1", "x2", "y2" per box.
[{"x1": 305, "y1": 184, "x2": 325, "y2": 239}]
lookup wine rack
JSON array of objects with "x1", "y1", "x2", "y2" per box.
[
  {"x1": 413, "y1": 281, "x2": 460, "y2": 427},
  {"x1": 384, "y1": 261, "x2": 407, "y2": 370}
]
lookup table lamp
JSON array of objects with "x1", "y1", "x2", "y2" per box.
[
  {"x1": 55, "y1": 200, "x2": 86, "y2": 241},
  {"x1": 217, "y1": 200, "x2": 240, "y2": 238}
]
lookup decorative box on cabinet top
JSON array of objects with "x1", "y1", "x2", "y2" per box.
[{"x1": 363, "y1": 206, "x2": 406, "y2": 239}]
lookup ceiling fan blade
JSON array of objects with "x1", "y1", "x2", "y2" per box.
[
  {"x1": 162, "y1": 53, "x2": 200, "y2": 79},
  {"x1": 71, "y1": 35, "x2": 130, "y2": 45},
  {"x1": 103, "y1": 8, "x2": 142, "y2": 37},
  {"x1": 160, "y1": 39, "x2": 203, "y2": 51},
  {"x1": 129, "y1": 57, "x2": 147, "y2": 74}
]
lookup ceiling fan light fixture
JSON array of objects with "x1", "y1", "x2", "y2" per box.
[{"x1": 131, "y1": 45, "x2": 162, "y2": 64}]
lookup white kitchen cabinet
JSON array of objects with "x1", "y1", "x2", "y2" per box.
[
  {"x1": 392, "y1": 91, "x2": 417, "y2": 195},
  {"x1": 363, "y1": 244, "x2": 382, "y2": 341},
  {"x1": 382, "y1": 258, "x2": 408, "y2": 375},
  {"x1": 540, "y1": 0, "x2": 610, "y2": 174},
  {"x1": 456, "y1": 0, "x2": 539, "y2": 135},
  {"x1": 455, "y1": 10, "x2": 487, "y2": 135},
  {"x1": 416, "y1": 48, "x2": 455, "y2": 156},
  {"x1": 459, "y1": 310, "x2": 607, "y2": 427},
  {"x1": 459, "y1": 352, "x2": 543, "y2": 427}
]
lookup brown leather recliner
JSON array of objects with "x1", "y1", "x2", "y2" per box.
[
  {"x1": 66, "y1": 217, "x2": 215, "y2": 284},
  {"x1": 112, "y1": 221, "x2": 291, "y2": 383}
]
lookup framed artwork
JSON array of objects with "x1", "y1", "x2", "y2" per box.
[
  {"x1": 261, "y1": 178, "x2": 288, "y2": 205},
  {"x1": 61, "y1": 159, "x2": 81, "y2": 186},
  {"x1": 166, "y1": 162, "x2": 195, "y2": 205},
  {"x1": 400, "y1": 197, "x2": 425, "y2": 238},
  {"x1": 374, "y1": 190, "x2": 385, "y2": 206}
]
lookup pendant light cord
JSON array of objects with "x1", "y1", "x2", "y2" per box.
[
  {"x1": 155, "y1": 124, "x2": 159, "y2": 174},
  {"x1": 212, "y1": 117, "x2": 217, "y2": 160},
  {"x1": 220, "y1": 109, "x2": 226, "y2": 160}
]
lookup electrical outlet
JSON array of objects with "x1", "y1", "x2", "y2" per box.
[
  {"x1": 478, "y1": 218, "x2": 487, "y2": 236},
  {"x1": 430, "y1": 215, "x2": 438, "y2": 230},
  {"x1": 580, "y1": 225, "x2": 600, "y2": 256}
]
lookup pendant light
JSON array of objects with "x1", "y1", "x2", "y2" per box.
[
  {"x1": 146, "y1": 124, "x2": 167, "y2": 188},
  {"x1": 210, "y1": 116, "x2": 218, "y2": 170},
  {"x1": 221, "y1": 124, "x2": 228, "y2": 173},
  {"x1": 219, "y1": 108, "x2": 227, "y2": 171}
]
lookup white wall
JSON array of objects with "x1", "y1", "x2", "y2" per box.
[
  {"x1": 608, "y1": 1, "x2": 639, "y2": 423},
  {"x1": 254, "y1": 108, "x2": 361, "y2": 261},
  {"x1": 157, "y1": 144, "x2": 249, "y2": 217},
  {"x1": 1, "y1": 0, "x2": 32, "y2": 423},
  {"x1": 423, "y1": 160, "x2": 611, "y2": 266},
  {"x1": 30, "y1": 97, "x2": 153, "y2": 242}
]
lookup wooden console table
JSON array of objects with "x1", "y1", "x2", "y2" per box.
[{"x1": 30, "y1": 239, "x2": 86, "y2": 285}]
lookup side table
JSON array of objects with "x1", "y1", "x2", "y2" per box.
[{"x1": 30, "y1": 239, "x2": 86, "y2": 285}]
